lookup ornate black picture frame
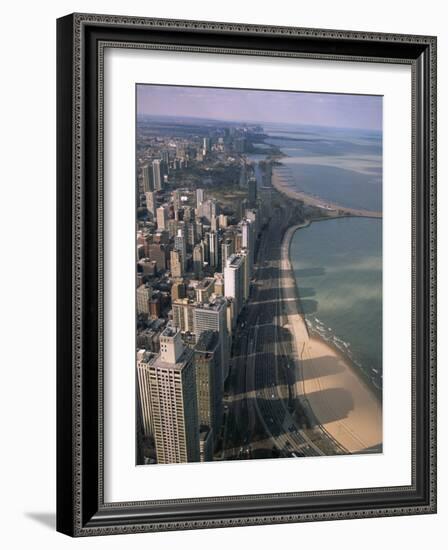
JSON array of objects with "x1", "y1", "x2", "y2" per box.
[{"x1": 57, "y1": 13, "x2": 437, "y2": 536}]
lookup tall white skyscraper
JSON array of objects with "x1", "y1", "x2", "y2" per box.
[
  {"x1": 224, "y1": 253, "x2": 246, "y2": 318},
  {"x1": 137, "y1": 326, "x2": 199, "y2": 464}
]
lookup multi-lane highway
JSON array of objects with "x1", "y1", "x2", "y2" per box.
[{"x1": 222, "y1": 197, "x2": 342, "y2": 460}]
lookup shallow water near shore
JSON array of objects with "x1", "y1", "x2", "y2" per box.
[
  {"x1": 290, "y1": 217, "x2": 382, "y2": 391},
  {"x1": 264, "y1": 122, "x2": 383, "y2": 212}
]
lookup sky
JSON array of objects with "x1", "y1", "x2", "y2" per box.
[{"x1": 136, "y1": 85, "x2": 382, "y2": 131}]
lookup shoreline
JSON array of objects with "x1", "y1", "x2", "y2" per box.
[
  {"x1": 272, "y1": 168, "x2": 383, "y2": 219},
  {"x1": 280, "y1": 222, "x2": 383, "y2": 454}
]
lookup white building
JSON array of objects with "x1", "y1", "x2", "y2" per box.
[
  {"x1": 224, "y1": 253, "x2": 246, "y2": 318},
  {"x1": 136, "y1": 326, "x2": 199, "y2": 464}
]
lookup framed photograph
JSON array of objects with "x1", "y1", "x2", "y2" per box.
[{"x1": 57, "y1": 13, "x2": 437, "y2": 536}]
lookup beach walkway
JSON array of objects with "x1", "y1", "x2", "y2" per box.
[{"x1": 281, "y1": 224, "x2": 383, "y2": 453}]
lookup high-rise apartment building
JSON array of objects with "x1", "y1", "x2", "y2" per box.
[
  {"x1": 152, "y1": 159, "x2": 164, "y2": 191},
  {"x1": 196, "y1": 188, "x2": 204, "y2": 208},
  {"x1": 147, "y1": 243, "x2": 168, "y2": 271},
  {"x1": 137, "y1": 284, "x2": 152, "y2": 315},
  {"x1": 208, "y1": 231, "x2": 219, "y2": 269},
  {"x1": 142, "y1": 163, "x2": 154, "y2": 192},
  {"x1": 145, "y1": 191, "x2": 156, "y2": 218},
  {"x1": 174, "y1": 229, "x2": 187, "y2": 271},
  {"x1": 241, "y1": 219, "x2": 255, "y2": 274},
  {"x1": 156, "y1": 206, "x2": 168, "y2": 231},
  {"x1": 199, "y1": 198, "x2": 218, "y2": 224},
  {"x1": 170, "y1": 249, "x2": 183, "y2": 278},
  {"x1": 218, "y1": 214, "x2": 228, "y2": 228},
  {"x1": 137, "y1": 326, "x2": 199, "y2": 464},
  {"x1": 224, "y1": 253, "x2": 246, "y2": 318},
  {"x1": 136, "y1": 349, "x2": 156, "y2": 437},
  {"x1": 194, "y1": 331, "x2": 223, "y2": 443},
  {"x1": 193, "y1": 297, "x2": 229, "y2": 382},
  {"x1": 193, "y1": 243, "x2": 204, "y2": 277},
  {"x1": 221, "y1": 238, "x2": 234, "y2": 271},
  {"x1": 202, "y1": 137, "x2": 211, "y2": 153},
  {"x1": 248, "y1": 176, "x2": 257, "y2": 207}
]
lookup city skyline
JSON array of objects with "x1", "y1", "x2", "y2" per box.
[
  {"x1": 135, "y1": 86, "x2": 382, "y2": 466},
  {"x1": 137, "y1": 84, "x2": 383, "y2": 131}
]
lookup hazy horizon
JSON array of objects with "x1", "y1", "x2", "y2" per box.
[{"x1": 137, "y1": 84, "x2": 382, "y2": 131}]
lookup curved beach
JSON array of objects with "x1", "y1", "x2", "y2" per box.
[
  {"x1": 281, "y1": 224, "x2": 383, "y2": 453},
  {"x1": 272, "y1": 168, "x2": 383, "y2": 219}
]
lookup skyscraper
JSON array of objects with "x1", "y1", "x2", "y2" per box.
[
  {"x1": 193, "y1": 297, "x2": 229, "y2": 382},
  {"x1": 170, "y1": 249, "x2": 183, "y2": 278},
  {"x1": 211, "y1": 214, "x2": 219, "y2": 233},
  {"x1": 174, "y1": 229, "x2": 187, "y2": 272},
  {"x1": 199, "y1": 198, "x2": 218, "y2": 224},
  {"x1": 194, "y1": 331, "x2": 223, "y2": 446},
  {"x1": 241, "y1": 219, "x2": 255, "y2": 275},
  {"x1": 208, "y1": 231, "x2": 219, "y2": 270},
  {"x1": 218, "y1": 214, "x2": 228, "y2": 228},
  {"x1": 172, "y1": 189, "x2": 181, "y2": 211},
  {"x1": 248, "y1": 176, "x2": 257, "y2": 207},
  {"x1": 221, "y1": 238, "x2": 234, "y2": 271},
  {"x1": 193, "y1": 243, "x2": 204, "y2": 277},
  {"x1": 224, "y1": 253, "x2": 246, "y2": 318},
  {"x1": 196, "y1": 188, "x2": 204, "y2": 208},
  {"x1": 145, "y1": 191, "x2": 156, "y2": 218},
  {"x1": 136, "y1": 349, "x2": 156, "y2": 437},
  {"x1": 137, "y1": 326, "x2": 199, "y2": 464},
  {"x1": 142, "y1": 163, "x2": 154, "y2": 192},
  {"x1": 156, "y1": 206, "x2": 168, "y2": 231},
  {"x1": 152, "y1": 159, "x2": 164, "y2": 191},
  {"x1": 137, "y1": 284, "x2": 152, "y2": 315},
  {"x1": 202, "y1": 137, "x2": 211, "y2": 153},
  {"x1": 185, "y1": 221, "x2": 196, "y2": 249}
]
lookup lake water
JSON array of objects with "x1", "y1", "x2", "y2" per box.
[
  {"x1": 290, "y1": 217, "x2": 382, "y2": 390},
  {"x1": 249, "y1": 123, "x2": 383, "y2": 390},
  {"x1": 264, "y1": 123, "x2": 382, "y2": 212}
]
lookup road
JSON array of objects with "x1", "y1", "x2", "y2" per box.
[{"x1": 222, "y1": 199, "x2": 339, "y2": 459}]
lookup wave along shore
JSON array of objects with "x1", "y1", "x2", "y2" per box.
[
  {"x1": 280, "y1": 223, "x2": 382, "y2": 453},
  {"x1": 272, "y1": 168, "x2": 383, "y2": 219}
]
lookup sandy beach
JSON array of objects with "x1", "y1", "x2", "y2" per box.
[
  {"x1": 281, "y1": 224, "x2": 383, "y2": 453},
  {"x1": 272, "y1": 168, "x2": 383, "y2": 219}
]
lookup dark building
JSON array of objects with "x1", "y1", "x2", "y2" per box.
[{"x1": 194, "y1": 331, "x2": 223, "y2": 447}]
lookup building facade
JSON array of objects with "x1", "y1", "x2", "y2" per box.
[{"x1": 137, "y1": 326, "x2": 200, "y2": 464}]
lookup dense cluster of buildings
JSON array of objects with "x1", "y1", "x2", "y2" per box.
[{"x1": 135, "y1": 124, "x2": 270, "y2": 464}]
